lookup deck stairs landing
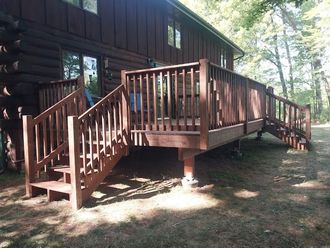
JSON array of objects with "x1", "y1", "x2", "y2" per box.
[{"x1": 23, "y1": 62, "x2": 311, "y2": 209}]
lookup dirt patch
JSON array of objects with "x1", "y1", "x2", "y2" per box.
[{"x1": 1, "y1": 126, "x2": 330, "y2": 248}]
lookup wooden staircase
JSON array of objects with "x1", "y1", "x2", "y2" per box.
[
  {"x1": 265, "y1": 88, "x2": 311, "y2": 150},
  {"x1": 23, "y1": 77, "x2": 130, "y2": 209}
]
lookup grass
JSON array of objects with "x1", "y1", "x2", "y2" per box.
[{"x1": 0, "y1": 125, "x2": 330, "y2": 247}]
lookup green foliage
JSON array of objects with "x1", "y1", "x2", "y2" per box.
[
  {"x1": 180, "y1": 0, "x2": 330, "y2": 122},
  {"x1": 242, "y1": 0, "x2": 307, "y2": 29}
]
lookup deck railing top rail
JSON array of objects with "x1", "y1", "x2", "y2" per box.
[{"x1": 124, "y1": 62, "x2": 200, "y2": 75}]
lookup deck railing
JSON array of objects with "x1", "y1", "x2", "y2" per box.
[
  {"x1": 68, "y1": 84, "x2": 129, "y2": 203},
  {"x1": 266, "y1": 87, "x2": 311, "y2": 140},
  {"x1": 39, "y1": 77, "x2": 84, "y2": 112},
  {"x1": 123, "y1": 62, "x2": 201, "y2": 132},
  {"x1": 208, "y1": 62, "x2": 266, "y2": 130},
  {"x1": 23, "y1": 77, "x2": 85, "y2": 193},
  {"x1": 123, "y1": 59, "x2": 268, "y2": 149}
]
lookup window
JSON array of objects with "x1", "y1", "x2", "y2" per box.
[
  {"x1": 168, "y1": 18, "x2": 181, "y2": 49},
  {"x1": 63, "y1": 0, "x2": 98, "y2": 14},
  {"x1": 62, "y1": 50, "x2": 100, "y2": 96},
  {"x1": 83, "y1": 56, "x2": 99, "y2": 96}
]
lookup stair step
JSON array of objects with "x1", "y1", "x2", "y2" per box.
[
  {"x1": 50, "y1": 165, "x2": 99, "y2": 176},
  {"x1": 51, "y1": 165, "x2": 70, "y2": 173},
  {"x1": 30, "y1": 181, "x2": 71, "y2": 194}
]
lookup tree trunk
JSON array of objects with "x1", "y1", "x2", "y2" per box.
[
  {"x1": 321, "y1": 71, "x2": 330, "y2": 108},
  {"x1": 273, "y1": 33, "x2": 288, "y2": 99},
  {"x1": 312, "y1": 58, "x2": 323, "y2": 121},
  {"x1": 282, "y1": 10, "x2": 294, "y2": 99}
]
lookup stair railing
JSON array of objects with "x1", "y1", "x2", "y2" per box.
[
  {"x1": 23, "y1": 76, "x2": 86, "y2": 197},
  {"x1": 68, "y1": 84, "x2": 130, "y2": 208},
  {"x1": 266, "y1": 87, "x2": 311, "y2": 140},
  {"x1": 39, "y1": 77, "x2": 84, "y2": 112}
]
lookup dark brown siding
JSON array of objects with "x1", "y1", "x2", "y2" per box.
[
  {"x1": 126, "y1": 0, "x2": 138, "y2": 53},
  {"x1": 1, "y1": 0, "x2": 237, "y2": 73},
  {"x1": 114, "y1": 0, "x2": 127, "y2": 49},
  {"x1": 21, "y1": 0, "x2": 45, "y2": 24},
  {"x1": 67, "y1": 5, "x2": 85, "y2": 36},
  {"x1": 85, "y1": 12, "x2": 101, "y2": 41},
  {"x1": 100, "y1": 0, "x2": 115, "y2": 46},
  {"x1": 0, "y1": 0, "x2": 20, "y2": 17},
  {"x1": 45, "y1": 0, "x2": 67, "y2": 31}
]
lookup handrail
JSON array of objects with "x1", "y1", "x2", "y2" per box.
[
  {"x1": 34, "y1": 87, "x2": 84, "y2": 124},
  {"x1": 209, "y1": 62, "x2": 266, "y2": 89},
  {"x1": 266, "y1": 92, "x2": 308, "y2": 111},
  {"x1": 39, "y1": 77, "x2": 84, "y2": 112},
  {"x1": 23, "y1": 76, "x2": 86, "y2": 186},
  {"x1": 73, "y1": 84, "x2": 129, "y2": 191},
  {"x1": 266, "y1": 88, "x2": 311, "y2": 140},
  {"x1": 124, "y1": 62, "x2": 199, "y2": 75},
  {"x1": 79, "y1": 85, "x2": 125, "y2": 120}
]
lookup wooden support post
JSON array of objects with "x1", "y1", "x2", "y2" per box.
[
  {"x1": 231, "y1": 139, "x2": 243, "y2": 159},
  {"x1": 184, "y1": 156, "x2": 195, "y2": 179},
  {"x1": 244, "y1": 78, "x2": 249, "y2": 134},
  {"x1": 182, "y1": 155, "x2": 199, "y2": 188},
  {"x1": 68, "y1": 116, "x2": 82, "y2": 210},
  {"x1": 23, "y1": 115, "x2": 35, "y2": 197},
  {"x1": 256, "y1": 130, "x2": 263, "y2": 141},
  {"x1": 78, "y1": 76, "x2": 87, "y2": 113},
  {"x1": 267, "y1": 86, "x2": 274, "y2": 119},
  {"x1": 121, "y1": 70, "x2": 130, "y2": 146},
  {"x1": 305, "y1": 104, "x2": 311, "y2": 140},
  {"x1": 199, "y1": 59, "x2": 209, "y2": 150}
]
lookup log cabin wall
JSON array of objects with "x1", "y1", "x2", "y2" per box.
[
  {"x1": 0, "y1": 0, "x2": 236, "y2": 92},
  {"x1": 0, "y1": 0, "x2": 238, "y2": 170}
]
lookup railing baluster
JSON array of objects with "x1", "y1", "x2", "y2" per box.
[
  {"x1": 88, "y1": 115, "x2": 94, "y2": 174},
  {"x1": 167, "y1": 70, "x2": 172, "y2": 131},
  {"x1": 152, "y1": 73, "x2": 158, "y2": 131},
  {"x1": 191, "y1": 67, "x2": 195, "y2": 130},
  {"x1": 182, "y1": 68, "x2": 187, "y2": 130},
  {"x1": 146, "y1": 73, "x2": 151, "y2": 130},
  {"x1": 133, "y1": 75, "x2": 138, "y2": 130},
  {"x1": 139, "y1": 75, "x2": 144, "y2": 130},
  {"x1": 160, "y1": 71, "x2": 165, "y2": 131},
  {"x1": 175, "y1": 69, "x2": 179, "y2": 130}
]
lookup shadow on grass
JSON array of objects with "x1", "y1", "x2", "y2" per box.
[{"x1": 1, "y1": 127, "x2": 330, "y2": 247}]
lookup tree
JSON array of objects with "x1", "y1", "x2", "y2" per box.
[{"x1": 180, "y1": 0, "x2": 330, "y2": 121}]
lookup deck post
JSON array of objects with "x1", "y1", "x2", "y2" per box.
[
  {"x1": 267, "y1": 87, "x2": 274, "y2": 119},
  {"x1": 77, "y1": 76, "x2": 87, "y2": 113},
  {"x1": 23, "y1": 115, "x2": 35, "y2": 197},
  {"x1": 256, "y1": 130, "x2": 263, "y2": 141},
  {"x1": 182, "y1": 156, "x2": 199, "y2": 188},
  {"x1": 121, "y1": 70, "x2": 130, "y2": 146},
  {"x1": 199, "y1": 59, "x2": 209, "y2": 150},
  {"x1": 68, "y1": 116, "x2": 82, "y2": 210},
  {"x1": 305, "y1": 104, "x2": 311, "y2": 140},
  {"x1": 231, "y1": 139, "x2": 242, "y2": 158},
  {"x1": 244, "y1": 79, "x2": 249, "y2": 134}
]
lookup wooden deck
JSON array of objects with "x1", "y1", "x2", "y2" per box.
[{"x1": 22, "y1": 60, "x2": 311, "y2": 209}]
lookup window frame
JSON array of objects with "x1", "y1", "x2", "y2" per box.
[
  {"x1": 168, "y1": 17, "x2": 182, "y2": 50},
  {"x1": 63, "y1": 0, "x2": 99, "y2": 15},
  {"x1": 61, "y1": 49, "x2": 102, "y2": 96}
]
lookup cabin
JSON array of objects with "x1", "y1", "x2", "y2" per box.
[{"x1": 0, "y1": 0, "x2": 311, "y2": 209}]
